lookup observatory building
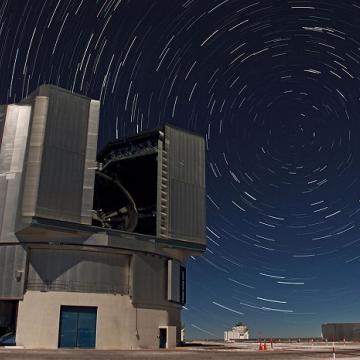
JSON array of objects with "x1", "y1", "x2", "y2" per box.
[
  {"x1": 224, "y1": 323, "x2": 250, "y2": 342},
  {"x1": 0, "y1": 85, "x2": 206, "y2": 349}
]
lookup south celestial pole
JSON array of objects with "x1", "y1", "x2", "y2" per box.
[{"x1": 1, "y1": 0, "x2": 360, "y2": 338}]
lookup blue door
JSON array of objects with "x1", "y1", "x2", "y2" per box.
[{"x1": 59, "y1": 306, "x2": 97, "y2": 348}]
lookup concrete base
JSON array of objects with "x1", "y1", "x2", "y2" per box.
[{"x1": 16, "y1": 291, "x2": 179, "y2": 349}]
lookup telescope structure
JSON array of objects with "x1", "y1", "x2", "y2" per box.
[{"x1": 0, "y1": 85, "x2": 206, "y2": 349}]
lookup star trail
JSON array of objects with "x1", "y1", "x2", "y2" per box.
[{"x1": 1, "y1": 0, "x2": 360, "y2": 339}]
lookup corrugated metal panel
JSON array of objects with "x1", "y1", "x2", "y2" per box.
[
  {"x1": 27, "y1": 248, "x2": 130, "y2": 294},
  {"x1": 322, "y1": 323, "x2": 360, "y2": 341},
  {"x1": 0, "y1": 105, "x2": 31, "y2": 242},
  {"x1": 0, "y1": 245, "x2": 27, "y2": 299},
  {"x1": 22, "y1": 97, "x2": 49, "y2": 218},
  {"x1": 163, "y1": 125, "x2": 206, "y2": 245},
  {"x1": 81, "y1": 100, "x2": 100, "y2": 225},
  {"x1": 130, "y1": 254, "x2": 169, "y2": 306},
  {"x1": 0, "y1": 107, "x2": 16, "y2": 238},
  {"x1": 36, "y1": 88, "x2": 91, "y2": 223}
]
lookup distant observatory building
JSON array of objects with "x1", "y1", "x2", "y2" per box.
[
  {"x1": 224, "y1": 323, "x2": 250, "y2": 342},
  {"x1": 0, "y1": 85, "x2": 206, "y2": 349}
]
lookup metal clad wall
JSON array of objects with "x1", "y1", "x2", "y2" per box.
[
  {"x1": 0, "y1": 106, "x2": 16, "y2": 238},
  {"x1": 22, "y1": 97, "x2": 49, "y2": 218},
  {"x1": 130, "y1": 254, "x2": 168, "y2": 306},
  {"x1": 36, "y1": 88, "x2": 91, "y2": 223},
  {"x1": 0, "y1": 245, "x2": 27, "y2": 299},
  {"x1": 0, "y1": 106, "x2": 31, "y2": 242},
  {"x1": 27, "y1": 249, "x2": 130, "y2": 294},
  {"x1": 165, "y1": 126, "x2": 206, "y2": 245},
  {"x1": 81, "y1": 100, "x2": 100, "y2": 225},
  {"x1": 322, "y1": 323, "x2": 360, "y2": 341}
]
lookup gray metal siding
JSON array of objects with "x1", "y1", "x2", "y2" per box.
[
  {"x1": 130, "y1": 254, "x2": 168, "y2": 307},
  {"x1": 165, "y1": 126, "x2": 206, "y2": 245},
  {"x1": 0, "y1": 245, "x2": 27, "y2": 299},
  {"x1": 169, "y1": 180, "x2": 205, "y2": 240},
  {"x1": 81, "y1": 100, "x2": 100, "y2": 225},
  {"x1": 27, "y1": 248, "x2": 130, "y2": 294},
  {"x1": 322, "y1": 323, "x2": 360, "y2": 341},
  {"x1": 0, "y1": 106, "x2": 32, "y2": 242},
  {"x1": 22, "y1": 96, "x2": 49, "y2": 218},
  {"x1": 36, "y1": 88, "x2": 91, "y2": 223}
]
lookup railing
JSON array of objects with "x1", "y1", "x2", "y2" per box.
[{"x1": 26, "y1": 280, "x2": 129, "y2": 295}]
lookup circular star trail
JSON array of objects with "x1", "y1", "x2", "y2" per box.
[{"x1": 2, "y1": 0, "x2": 360, "y2": 338}]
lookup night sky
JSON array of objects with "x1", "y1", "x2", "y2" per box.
[{"x1": 1, "y1": 0, "x2": 360, "y2": 339}]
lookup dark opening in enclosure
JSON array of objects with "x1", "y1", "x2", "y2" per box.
[
  {"x1": 93, "y1": 153, "x2": 158, "y2": 236},
  {"x1": 0, "y1": 301, "x2": 17, "y2": 344},
  {"x1": 159, "y1": 328, "x2": 167, "y2": 348}
]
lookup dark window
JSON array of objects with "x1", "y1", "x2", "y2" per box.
[{"x1": 180, "y1": 266, "x2": 186, "y2": 305}]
